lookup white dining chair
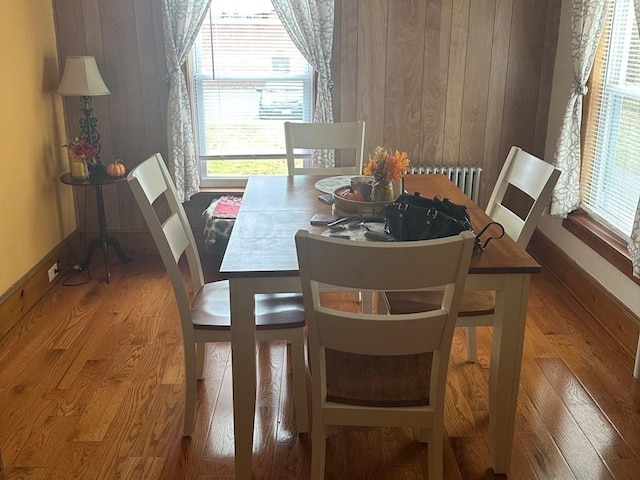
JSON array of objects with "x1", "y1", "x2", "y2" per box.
[
  {"x1": 295, "y1": 230, "x2": 475, "y2": 479},
  {"x1": 284, "y1": 121, "x2": 365, "y2": 175},
  {"x1": 385, "y1": 146, "x2": 561, "y2": 362},
  {"x1": 127, "y1": 153, "x2": 309, "y2": 436}
]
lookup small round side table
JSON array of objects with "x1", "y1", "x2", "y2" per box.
[{"x1": 60, "y1": 172, "x2": 133, "y2": 283}]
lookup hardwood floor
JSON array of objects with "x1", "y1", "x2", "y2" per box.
[{"x1": 1, "y1": 254, "x2": 640, "y2": 479}]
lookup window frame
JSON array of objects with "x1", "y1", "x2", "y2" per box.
[
  {"x1": 190, "y1": 3, "x2": 315, "y2": 188},
  {"x1": 578, "y1": 0, "x2": 640, "y2": 242},
  {"x1": 567, "y1": 0, "x2": 638, "y2": 284}
]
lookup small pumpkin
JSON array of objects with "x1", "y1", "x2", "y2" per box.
[
  {"x1": 339, "y1": 190, "x2": 364, "y2": 202},
  {"x1": 106, "y1": 160, "x2": 126, "y2": 177}
]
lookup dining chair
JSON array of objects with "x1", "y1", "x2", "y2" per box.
[
  {"x1": 385, "y1": 146, "x2": 561, "y2": 362},
  {"x1": 295, "y1": 230, "x2": 475, "y2": 479},
  {"x1": 284, "y1": 121, "x2": 366, "y2": 175},
  {"x1": 127, "y1": 153, "x2": 309, "y2": 436}
]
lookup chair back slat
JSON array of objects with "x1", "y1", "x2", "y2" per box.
[
  {"x1": 299, "y1": 236, "x2": 467, "y2": 292},
  {"x1": 164, "y1": 213, "x2": 192, "y2": 264},
  {"x1": 285, "y1": 121, "x2": 365, "y2": 175},
  {"x1": 316, "y1": 309, "x2": 448, "y2": 356},
  {"x1": 488, "y1": 203, "x2": 525, "y2": 244}
]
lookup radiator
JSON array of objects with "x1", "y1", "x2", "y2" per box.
[{"x1": 409, "y1": 165, "x2": 482, "y2": 203}]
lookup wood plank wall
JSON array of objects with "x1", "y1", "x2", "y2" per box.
[
  {"x1": 52, "y1": 0, "x2": 169, "y2": 239},
  {"x1": 52, "y1": 0, "x2": 560, "y2": 237},
  {"x1": 332, "y1": 0, "x2": 561, "y2": 207}
]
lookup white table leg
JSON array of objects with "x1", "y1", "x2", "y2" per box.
[
  {"x1": 230, "y1": 278, "x2": 256, "y2": 480},
  {"x1": 488, "y1": 273, "x2": 529, "y2": 473},
  {"x1": 634, "y1": 335, "x2": 640, "y2": 379}
]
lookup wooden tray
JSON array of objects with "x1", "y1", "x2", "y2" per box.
[{"x1": 332, "y1": 186, "x2": 392, "y2": 217}]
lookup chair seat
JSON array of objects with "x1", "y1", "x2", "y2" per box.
[
  {"x1": 191, "y1": 280, "x2": 306, "y2": 330},
  {"x1": 385, "y1": 290, "x2": 495, "y2": 316}
]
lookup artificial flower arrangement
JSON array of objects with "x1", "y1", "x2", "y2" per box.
[
  {"x1": 63, "y1": 137, "x2": 97, "y2": 161},
  {"x1": 63, "y1": 138, "x2": 100, "y2": 179},
  {"x1": 363, "y1": 146, "x2": 410, "y2": 183}
]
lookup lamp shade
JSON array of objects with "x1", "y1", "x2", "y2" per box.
[{"x1": 56, "y1": 56, "x2": 110, "y2": 96}]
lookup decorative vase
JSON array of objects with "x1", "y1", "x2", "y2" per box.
[
  {"x1": 68, "y1": 155, "x2": 89, "y2": 180},
  {"x1": 371, "y1": 180, "x2": 394, "y2": 202}
]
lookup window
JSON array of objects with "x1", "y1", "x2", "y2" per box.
[
  {"x1": 192, "y1": 0, "x2": 314, "y2": 186},
  {"x1": 582, "y1": 0, "x2": 640, "y2": 240}
]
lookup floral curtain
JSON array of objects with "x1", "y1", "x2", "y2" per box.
[
  {"x1": 629, "y1": 0, "x2": 640, "y2": 277},
  {"x1": 271, "y1": 0, "x2": 335, "y2": 168},
  {"x1": 161, "y1": 0, "x2": 211, "y2": 202},
  {"x1": 550, "y1": 0, "x2": 610, "y2": 217}
]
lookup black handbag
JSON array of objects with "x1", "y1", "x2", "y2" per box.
[{"x1": 382, "y1": 192, "x2": 504, "y2": 250}]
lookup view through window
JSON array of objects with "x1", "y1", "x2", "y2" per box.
[
  {"x1": 192, "y1": 0, "x2": 313, "y2": 184},
  {"x1": 582, "y1": 0, "x2": 640, "y2": 239}
]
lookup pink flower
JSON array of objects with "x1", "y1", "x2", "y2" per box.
[{"x1": 63, "y1": 138, "x2": 97, "y2": 160}]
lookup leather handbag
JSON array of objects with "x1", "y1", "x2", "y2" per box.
[{"x1": 382, "y1": 193, "x2": 504, "y2": 250}]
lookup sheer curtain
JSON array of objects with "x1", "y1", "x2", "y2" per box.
[
  {"x1": 161, "y1": 0, "x2": 211, "y2": 202},
  {"x1": 629, "y1": 0, "x2": 640, "y2": 277},
  {"x1": 550, "y1": 0, "x2": 610, "y2": 217},
  {"x1": 271, "y1": 0, "x2": 335, "y2": 168}
]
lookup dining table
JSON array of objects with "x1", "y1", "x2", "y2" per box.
[{"x1": 220, "y1": 174, "x2": 540, "y2": 479}]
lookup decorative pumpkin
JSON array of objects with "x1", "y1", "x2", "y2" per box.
[
  {"x1": 339, "y1": 190, "x2": 364, "y2": 202},
  {"x1": 106, "y1": 160, "x2": 126, "y2": 177}
]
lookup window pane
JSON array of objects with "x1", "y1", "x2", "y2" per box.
[
  {"x1": 192, "y1": 0, "x2": 313, "y2": 179},
  {"x1": 582, "y1": 0, "x2": 640, "y2": 239}
]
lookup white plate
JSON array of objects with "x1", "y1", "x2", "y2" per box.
[{"x1": 314, "y1": 175, "x2": 357, "y2": 194}]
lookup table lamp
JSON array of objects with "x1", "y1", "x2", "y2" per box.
[{"x1": 56, "y1": 56, "x2": 110, "y2": 158}]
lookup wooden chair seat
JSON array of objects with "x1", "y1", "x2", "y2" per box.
[
  {"x1": 325, "y1": 349, "x2": 433, "y2": 407},
  {"x1": 191, "y1": 281, "x2": 306, "y2": 330},
  {"x1": 385, "y1": 290, "x2": 495, "y2": 317}
]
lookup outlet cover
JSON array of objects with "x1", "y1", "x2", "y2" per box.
[{"x1": 47, "y1": 263, "x2": 59, "y2": 282}]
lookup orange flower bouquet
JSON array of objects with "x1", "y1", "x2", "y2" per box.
[
  {"x1": 363, "y1": 146, "x2": 410, "y2": 201},
  {"x1": 363, "y1": 146, "x2": 410, "y2": 183}
]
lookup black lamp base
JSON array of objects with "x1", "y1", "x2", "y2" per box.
[{"x1": 78, "y1": 95, "x2": 102, "y2": 159}]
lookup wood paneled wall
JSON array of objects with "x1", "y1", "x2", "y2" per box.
[
  {"x1": 332, "y1": 0, "x2": 560, "y2": 206},
  {"x1": 53, "y1": 0, "x2": 168, "y2": 236},
  {"x1": 53, "y1": 0, "x2": 560, "y2": 236}
]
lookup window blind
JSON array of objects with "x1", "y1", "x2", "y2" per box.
[
  {"x1": 582, "y1": 0, "x2": 640, "y2": 240},
  {"x1": 192, "y1": 0, "x2": 313, "y2": 160}
]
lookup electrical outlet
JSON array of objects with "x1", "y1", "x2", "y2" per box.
[{"x1": 47, "y1": 263, "x2": 59, "y2": 282}]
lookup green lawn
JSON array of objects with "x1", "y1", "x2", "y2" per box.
[{"x1": 205, "y1": 158, "x2": 304, "y2": 176}]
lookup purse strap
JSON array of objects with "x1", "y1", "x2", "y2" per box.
[{"x1": 475, "y1": 221, "x2": 505, "y2": 251}]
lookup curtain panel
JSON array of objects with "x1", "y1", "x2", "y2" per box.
[
  {"x1": 550, "y1": 0, "x2": 610, "y2": 217},
  {"x1": 271, "y1": 0, "x2": 335, "y2": 168},
  {"x1": 161, "y1": 0, "x2": 211, "y2": 202}
]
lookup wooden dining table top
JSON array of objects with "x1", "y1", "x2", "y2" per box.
[{"x1": 220, "y1": 174, "x2": 540, "y2": 278}]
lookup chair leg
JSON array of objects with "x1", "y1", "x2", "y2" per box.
[
  {"x1": 427, "y1": 426, "x2": 444, "y2": 480},
  {"x1": 290, "y1": 331, "x2": 309, "y2": 433},
  {"x1": 196, "y1": 342, "x2": 206, "y2": 379},
  {"x1": 465, "y1": 326, "x2": 477, "y2": 363},
  {"x1": 310, "y1": 417, "x2": 327, "y2": 480},
  {"x1": 183, "y1": 344, "x2": 198, "y2": 437}
]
